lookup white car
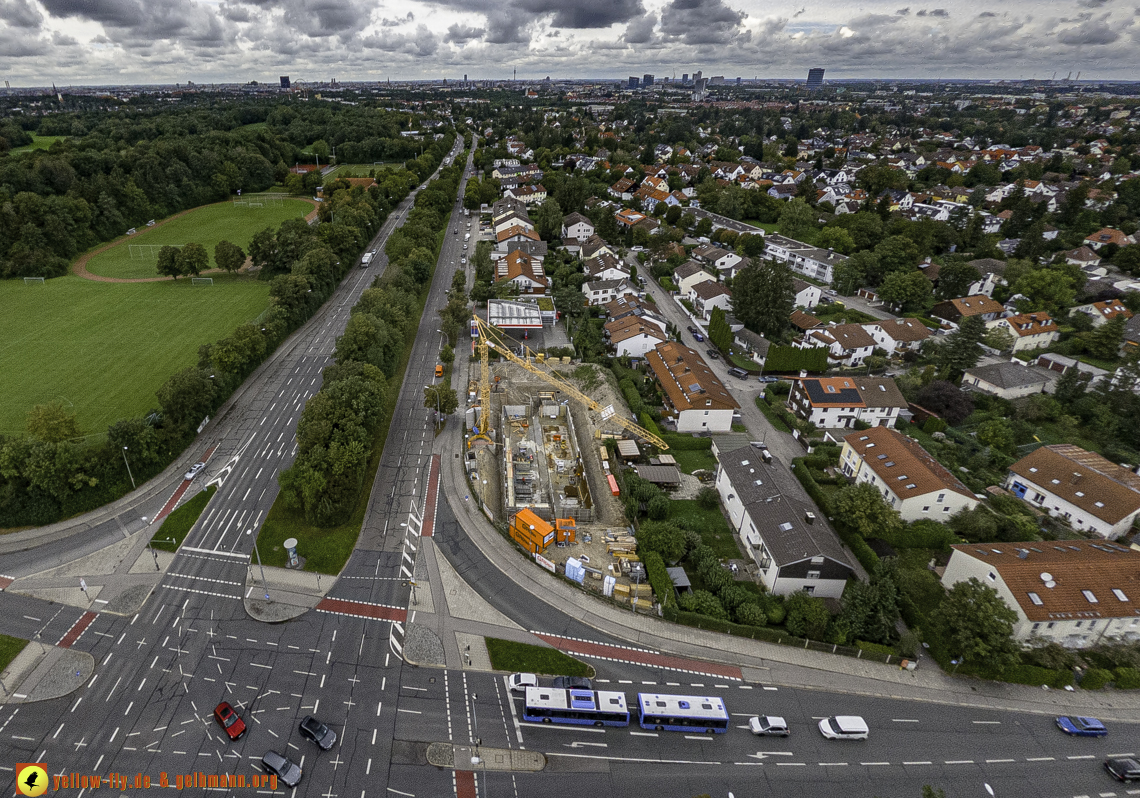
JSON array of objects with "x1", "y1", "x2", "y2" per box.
[
  {"x1": 508, "y1": 673, "x2": 538, "y2": 694},
  {"x1": 748, "y1": 716, "x2": 789, "y2": 737},
  {"x1": 184, "y1": 462, "x2": 206, "y2": 481},
  {"x1": 818, "y1": 716, "x2": 869, "y2": 740}
]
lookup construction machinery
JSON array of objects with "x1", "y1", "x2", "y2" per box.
[{"x1": 470, "y1": 315, "x2": 668, "y2": 450}]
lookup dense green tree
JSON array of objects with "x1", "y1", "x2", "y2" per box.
[
  {"x1": 1084, "y1": 314, "x2": 1126, "y2": 360},
  {"x1": 175, "y1": 242, "x2": 208, "y2": 277},
  {"x1": 933, "y1": 577, "x2": 1020, "y2": 671},
  {"x1": 831, "y1": 250, "x2": 876, "y2": 295},
  {"x1": 832, "y1": 482, "x2": 903, "y2": 538},
  {"x1": 934, "y1": 260, "x2": 981, "y2": 300},
  {"x1": 732, "y1": 259, "x2": 794, "y2": 340},
  {"x1": 935, "y1": 315, "x2": 986, "y2": 375},
  {"x1": 874, "y1": 235, "x2": 921, "y2": 278},
  {"x1": 840, "y1": 560, "x2": 902, "y2": 645},
  {"x1": 26, "y1": 402, "x2": 83, "y2": 443},
  {"x1": 533, "y1": 198, "x2": 564, "y2": 241},
  {"x1": 818, "y1": 227, "x2": 855, "y2": 255},
  {"x1": 424, "y1": 385, "x2": 459, "y2": 416},
  {"x1": 877, "y1": 269, "x2": 933, "y2": 313},
  {"x1": 784, "y1": 592, "x2": 831, "y2": 640},
  {"x1": 156, "y1": 245, "x2": 182, "y2": 279},
  {"x1": 778, "y1": 197, "x2": 816, "y2": 241},
  {"x1": 214, "y1": 240, "x2": 246, "y2": 272}
]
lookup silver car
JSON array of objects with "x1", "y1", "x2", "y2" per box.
[{"x1": 261, "y1": 751, "x2": 302, "y2": 787}]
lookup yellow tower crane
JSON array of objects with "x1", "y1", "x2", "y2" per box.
[{"x1": 470, "y1": 315, "x2": 668, "y2": 450}]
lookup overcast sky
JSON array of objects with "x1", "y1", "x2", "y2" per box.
[{"x1": 1, "y1": 0, "x2": 1138, "y2": 87}]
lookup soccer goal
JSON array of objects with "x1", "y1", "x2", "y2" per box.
[
  {"x1": 191, "y1": 277, "x2": 214, "y2": 287},
  {"x1": 129, "y1": 244, "x2": 182, "y2": 260},
  {"x1": 23, "y1": 276, "x2": 45, "y2": 286}
]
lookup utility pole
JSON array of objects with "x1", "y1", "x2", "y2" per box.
[{"x1": 252, "y1": 534, "x2": 270, "y2": 602}]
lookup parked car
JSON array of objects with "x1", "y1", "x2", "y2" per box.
[
  {"x1": 818, "y1": 716, "x2": 869, "y2": 740},
  {"x1": 508, "y1": 673, "x2": 538, "y2": 694},
  {"x1": 727, "y1": 367, "x2": 748, "y2": 379},
  {"x1": 687, "y1": 326, "x2": 697, "y2": 334},
  {"x1": 758, "y1": 376, "x2": 779, "y2": 383},
  {"x1": 1106, "y1": 757, "x2": 1140, "y2": 782},
  {"x1": 184, "y1": 462, "x2": 205, "y2": 481},
  {"x1": 213, "y1": 702, "x2": 246, "y2": 740},
  {"x1": 552, "y1": 676, "x2": 592, "y2": 690},
  {"x1": 1057, "y1": 716, "x2": 1107, "y2": 737},
  {"x1": 748, "y1": 716, "x2": 789, "y2": 737},
  {"x1": 705, "y1": 349, "x2": 720, "y2": 360},
  {"x1": 298, "y1": 715, "x2": 337, "y2": 750},
  {"x1": 692, "y1": 332, "x2": 704, "y2": 342},
  {"x1": 261, "y1": 752, "x2": 302, "y2": 787}
]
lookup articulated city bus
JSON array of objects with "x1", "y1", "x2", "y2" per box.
[
  {"x1": 636, "y1": 693, "x2": 730, "y2": 733},
  {"x1": 523, "y1": 687, "x2": 630, "y2": 728}
]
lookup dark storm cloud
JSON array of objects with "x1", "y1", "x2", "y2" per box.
[
  {"x1": 39, "y1": 0, "x2": 145, "y2": 27},
  {"x1": 38, "y1": 0, "x2": 232, "y2": 46},
  {"x1": 516, "y1": 0, "x2": 644, "y2": 28},
  {"x1": 282, "y1": 0, "x2": 370, "y2": 35},
  {"x1": 1057, "y1": 16, "x2": 1119, "y2": 44},
  {"x1": 916, "y1": 9, "x2": 948, "y2": 17},
  {"x1": 445, "y1": 23, "x2": 485, "y2": 43},
  {"x1": 896, "y1": 7, "x2": 910, "y2": 14},
  {"x1": 659, "y1": 0, "x2": 747, "y2": 45},
  {"x1": 484, "y1": 7, "x2": 531, "y2": 43},
  {"x1": 622, "y1": 11, "x2": 657, "y2": 43},
  {"x1": 0, "y1": 27, "x2": 47, "y2": 54},
  {"x1": 0, "y1": 0, "x2": 44, "y2": 28}
]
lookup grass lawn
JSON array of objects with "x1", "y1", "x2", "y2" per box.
[
  {"x1": 151, "y1": 486, "x2": 216, "y2": 552},
  {"x1": 85, "y1": 199, "x2": 312, "y2": 279},
  {"x1": 669, "y1": 499, "x2": 742, "y2": 560},
  {"x1": 813, "y1": 306, "x2": 877, "y2": 325},
  {"x1": 327, "y1": 164, "x2": 397, "y2": 178},
  {"x1": 755, "y1": 396, "x2": 792, "y2": 433},
  {"x1": 0, "y1": 633, "x2": 28, "y2": 672},
  {"x1": 484, "y1": 638, "x2": 594, "y2": 677},
  {"x1": 744, "y1": 221, "x2": 779, "y2": 234},
  {"x1": 729, "y1": 352, "x2": 757, "y2": 371},
  {"x1": 8, "y1": 135, "x2": 66, "y2": 154},
  {"x1": 0, "y1": 275, "x2": 269, "y2": 436},
  {"x1": 671, "y1": 448, "x2": 717, "y2": 474}
]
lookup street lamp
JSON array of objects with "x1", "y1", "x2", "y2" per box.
[
  {"x1": 250, "y1": 530, "x2": 270, "y2": 603},
  {"x1": 471, "y1": 692, "x2": 480, "y2": 746},
  {"x1": 426, "y1": 385, "x2": 441, "y2": 430},
  {"x1": 122, "y1": 446, "x2": 136, "y2": 489}
]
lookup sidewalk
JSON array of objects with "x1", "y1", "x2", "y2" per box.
[
  {"x1": 244, "y1": 565, "x2": 330, "y2": 622},
  {"x1": 0, "y1": 643, "x2": 94, "y2": 704},
  {"x1": 431, "y1": 356, "x2": 1140, "y2": 720}
]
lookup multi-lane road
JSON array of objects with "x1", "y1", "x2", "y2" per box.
[{"x1": 1, "y1": 134, "x2": 1138, "y2": 798}]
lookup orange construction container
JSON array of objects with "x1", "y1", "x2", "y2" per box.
[
  {"x1": 555, "y1": 518, "x2": 576, "y2": 545},
  {"x1": 607, "y1": 475, "x2": 620, "y2": 496},
  {"x1": 509, "y1": 508, "x2": 555, "y2": 554}
]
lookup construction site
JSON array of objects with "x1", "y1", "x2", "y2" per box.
[{"x1": 462, "y1": 317, "x2": 665, "y2": 610}]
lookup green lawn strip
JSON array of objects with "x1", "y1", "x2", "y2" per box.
[
  {"x1": 151, "y1": 486, "x2": 216, "y2": 552},
  {"x1": 85, "y1": 199, "x2": 313, "y2": 279},
  {"x1": 755, "y1": 395, "x2": 792, "y2": 433},
  {"x1": 8, "y1": 135, "x2": 65, "y2": 153},
  {"x1": 0, "y1": 275, "x2": 269, "y2": 436},
  {"x1": 484, "y1": 638, "x2": 595, "y2": 677},
  {"x1": 670, "y1": 448, "x2": 717, "y2": 474},
  {"x1": 669, "y1": 499, "x2": 742, "y2": 560},
  {"x1": 729, "y1": 352, "x2": 757, "y2": 370},
  {"x1": 0, "y1": 633, "x2": 29, "y2": 672},
  {"x1": 256, "y1": 211, "x2": 453, "y2": 575},
  {"x1": 743, "y1": 221, "x2": 779, "y2": 234},
  {"x1": 327, "y1": 164, "x2": 397, "y2": 178}
]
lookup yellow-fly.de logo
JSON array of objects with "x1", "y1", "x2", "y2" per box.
[{"x1": 16, "y1": 763, "x2": 48, "y2": 797}]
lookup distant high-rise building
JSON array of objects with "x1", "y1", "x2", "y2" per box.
[
  {"x1": 682, "y1": 73, "x2": 689, "y2": 83},
  {"x1": 736, "y1": 77, "x2": 742, "y2": 85},
  {"x1": 280, "y1": 76, "x2": 290, "y2": 89},
  {"x1": 806, "y1": 68, "x2": 825, "y2": 90},
  {"x1": 464, "y1": 74, "x2": 468, "y2": 82},
  {"x1": 643, "y1": 74, "x2": 654, "y2": 87},
  {"x1": 628, "y1": 76, "x2": 640, "y2": 89}
]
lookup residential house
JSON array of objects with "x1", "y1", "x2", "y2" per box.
[
  {"x1": 792, "y1": 278, "x2": 823, "y2": 310},
  {"x1": 962, "y1": 361, "x2": 1055, "y2": 399},
  {"x1": 690, "y1": 281, "x2": 733, "y2": 320},
  {"x1": 605, "y1": 315, "x2": 668, "y2": 358},
  {"x1": 799, "y1": 322, "x2": 877, "y2": 367},
  {"x1": 494, "y1": 250, "x2": 548, "y2": 295},
  {"x1": 790, "y1": 309, "x2": 822, "y2": 332},
  {"x1": 503, "y1": 184, "x2": 547, "y2": 205},
  {"x1": 930, "y1": 294, "x2": 1006, "y2": 325},
  {"x1": 674, "y1": 260, "x2": 717, "y2": 296},
  {"x1": 580, "y1": 235, "x2": 616, "y2": 261},
  {"x1": 862, "y1": 318, "x2": 933, "y2": 355},
  {"x1": 1084, "y1": 228, "x2": 1136, "y2": 250},
  {"x1": 715, "y1": 444, "x2": 854, "y2": 598},
  {"x1": 561, "y1": 212, "x2": 595, "y2": 241},
  {"x1": 1071, "y1": 299, "x2": 1133, "y2": 328},
  {"x1": 941, "y1": 542, "x2": 1140, "y2": 647},
  {"x1": 986, "y1": 312, "x2": 1060, "y2": 352},
  {"x1": 967, "y1": 259, "x2": 1009, "y2": 297},
  {"x1": 646, "y1": 341, "x2": 740, "y2": 432},
  {"x1": 1005, "y1": 443, "x2": 1140, "y2": 540},
  {"x1": 583, "y1": 252, "x2": 629, "y2": 282},
  {"x1": 733, "y1": 328, "x2": 771, "y2": 368},
  {"x1": 605, "y1": 296, "x2": 667, "y2": 335},
  {"x1": 584, "y1": 278, "x2": 638, "y2": 306},
  {"x1": 609, "y1": 178, "x2": 635, "y2": 201},
  {"x1": 1123, "y1": 315, "x2": 1140, "y2": 354},
  {"x1": 839, "y1": 426, "x2": 979, "y2": 522},
  {"x1": 615, "y1": 208, "x2": 647, "y2": 229},
  {"x1": 787, "y1": 377, "x2": 909, "y2": 429},
  {"x1": 1066, "y1": 246, "x2": 1102, "y2": 268},
  {"x1": 496, "y1": 225, "x2": 541, "y2": 248},
  {"x1": 764, "y1": 234, "x2": 849, "y2": 285}
]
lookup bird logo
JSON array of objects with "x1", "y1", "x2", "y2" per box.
[{"x1": 16, "y1": 763, "x2": 48, "y2": 797}]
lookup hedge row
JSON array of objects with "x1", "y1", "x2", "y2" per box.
[
  {"x1": 644, "y1": 550, "x2": 676, "y2": 611},
  {"x1": 765, "y1": 345, "x2": 828, "y2": 373},
  {"x1": 791, "y1": 458, "x2": 881, "y2": 573}
]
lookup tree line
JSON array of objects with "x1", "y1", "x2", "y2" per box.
[
  {"x1": 276, "y1": 149, "x2": 461, "y2": 527},
  {"x1": 0, "y1": 142, "x2": 445, "y2": 527}
]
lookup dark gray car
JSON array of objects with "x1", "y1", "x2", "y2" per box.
[
  {"x1": 299, "y1": 715, "x2": 337, "y2": 750},
  {"x1": 552, "y1": 676, "x2": 592, "y2": 690},
  {"x1": 261, "y1": 751, "x2": 302, "y2": 787}
]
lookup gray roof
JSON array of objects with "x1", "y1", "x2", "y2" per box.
[
  {"x1": 634, "y1": 464, "x2": 683, "y2": 485},
  {"x1": 1125, "y1": 314, "x2": 1140, "y2": 344},
  {"x1": 968, "y1": 258, "x2": 1008, "y2": 275},
  {"x1": 675, "y1": 260, "x2": 706, "y2": 280},
  {"x1": 964, "y1": 362, "x2": 1053, "y2": 390},
  {"x1": 717, "y1": 449, "x2": 853, "y2": 569},
  {"x1": 734, "y1": 328, "x2": 771, "y2": 357}
]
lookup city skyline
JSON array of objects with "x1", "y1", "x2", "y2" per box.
[{"x1": 0, "y1": 0, "x2": 1139, "y2": 87}]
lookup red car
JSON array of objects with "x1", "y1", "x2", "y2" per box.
[{"x1": 214, "y1": 702, "x2": 246, "y2": 740}]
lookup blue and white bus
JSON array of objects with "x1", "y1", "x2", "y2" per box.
[
  {"x1": 636, "y1": 693, "x2": 730, "y2": 733},
  {"x1": 523, "y1": 687, "x2": 630, "y2": 728}
]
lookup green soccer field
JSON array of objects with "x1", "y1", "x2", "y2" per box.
[
  {"x1": 325, "y1": 164, "x2": 395, "y2": 178},
  {"x1": 0, "y1": 275, "x2": 270, "y2": 437},
  {"x1": 85, "y1": 198, "x2": 313, "y2": 280}
]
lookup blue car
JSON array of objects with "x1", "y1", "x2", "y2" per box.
[{"x1": 1056, "y1": 716, "x2": 1107, "y2": 737}]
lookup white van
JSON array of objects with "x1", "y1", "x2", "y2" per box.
[
  {"x1": 360, "y1": 252, "x2": 373, "y2": 268},
  {"x1": 818, "y1": 716, "x2": 869, "y2": 740},
  {"x1": 464, "y1": 233, "x2": 471, "y2": 242}
]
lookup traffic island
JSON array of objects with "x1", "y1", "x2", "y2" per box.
[
  {"x1": 427, "y1": 742, "x2": 546, "y2": 772},
  {"x1": 243, "y1": 565, "x2": 331, "y2": 623},
  {"x1": 0, "y1": 644, "x2": 94, "y2": 704}
]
